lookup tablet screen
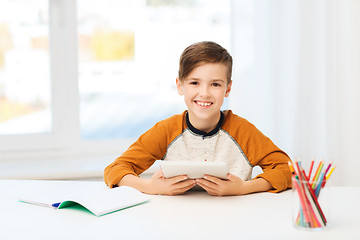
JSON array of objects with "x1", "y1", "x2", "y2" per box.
[{"x1": 159, "y1": 161, "x2": 229, "y2": 179}]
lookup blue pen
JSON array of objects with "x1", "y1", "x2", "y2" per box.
[{"x1": 52, "y1": 202, "x2": 61, "y2": 208}]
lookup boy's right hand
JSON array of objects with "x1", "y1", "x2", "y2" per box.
[{"x1": 145, "y1": 170, "x2": 196, "y2": 195}]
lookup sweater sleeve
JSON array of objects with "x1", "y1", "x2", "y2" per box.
[
  {"x1": 104, "y1": 125, "x2": 166, "y2": 188},
  {"x1": 252, "y1": 151, "x2": 292, "y2": 193},
  {"x1": 104, "y1": 113, "x2": 185, "y2": 188},
  {"x1": 224, "y1": 111, "x2": 292, "y2": 193},
  {"x1": 245, "y1": 128, "x2": 292, "y2": 192}
]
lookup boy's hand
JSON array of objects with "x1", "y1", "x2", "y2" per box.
[
  {"x1": 196, "y1": 173, "x2": 273, "y2": 196},
  {"x1": 195, "y1": 173, "x2": 246, "y2": 196},
  {"x1": 146, "y1": 170, "x2": 196, "y2": 195}
]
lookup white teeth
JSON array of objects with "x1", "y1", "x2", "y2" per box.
[{"x1": 197, "y1": 101, "x2": 211, "y2": 107}]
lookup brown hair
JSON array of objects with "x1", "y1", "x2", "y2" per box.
[{"x1": 178, "y1": 41, "x2": 233, "y2": 84}]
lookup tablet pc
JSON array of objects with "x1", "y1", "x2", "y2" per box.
[{"x1": 159, "y1": 161, "x2": 229, "y2": 179}]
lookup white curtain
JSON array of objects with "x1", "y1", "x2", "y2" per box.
[{"x1": 231, "y1": 0, "x2": 360, "y2": 186}]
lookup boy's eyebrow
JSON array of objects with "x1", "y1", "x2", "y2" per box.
[
  {"x1": 185, "y1": 77, "x2": 226, "y2": 82},
  {"x1": 211, "y1": 79, "x2": 226, "y2": 82},
  {"x1": 185, "y1": 77, "x2": 200, "y2": 81}
]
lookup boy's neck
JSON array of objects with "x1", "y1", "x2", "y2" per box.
[{"x1": 186, "y1": 111, "x2": 223, "y2": 134}]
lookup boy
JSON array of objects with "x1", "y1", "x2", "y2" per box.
[{"x1": 104, "y1": 41, "x2": 292, "y2": 196}]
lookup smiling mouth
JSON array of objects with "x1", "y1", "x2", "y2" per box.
[{"x1": 195, "y1": 101, "x2": 213, "y2": 107}]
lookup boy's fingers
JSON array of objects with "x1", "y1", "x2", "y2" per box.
[
  {"x1": 196, "y1": 178, "x2": 217, "y2": 190},
  {"x1": 203, "y1": 175, "x2": 222, "y2": 184},
  {"x1": 169, "y1": 174, "x2": 189, "y2": 184},
  {"x1": 176, "y1": 179, "x2": 196, "y2": 188},
  {"x1": 197, "y1": 180, "x2": 223, "y2": 196},
  {"x1": 176, "y1": 180, "x2": 196, "y2": 192},
  {"x1": 167, "y1": 180, "x2": 196, "y2": 195},
  {"x1": 196, "y1": 181, "x2": 218, "y2": 195}
]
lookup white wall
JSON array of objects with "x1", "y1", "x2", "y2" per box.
[{"x1": 231, "y1": 0, "x2": 360, "y2": 186}]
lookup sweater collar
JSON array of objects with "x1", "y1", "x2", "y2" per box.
[{"x1": 186, "y1": 111, "x2": 224, "y2": 137}]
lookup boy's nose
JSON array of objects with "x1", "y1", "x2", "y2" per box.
[{"x1": 199, "y1": 86, "x2": 211, "y2": 98}]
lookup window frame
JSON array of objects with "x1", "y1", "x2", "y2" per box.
[
  {"x1": 0, "y1": 0, "x2": 121, "y2": 154},
  {"x1": 0, "y1": 0, "x2": 232, "y2": 157},
  {"x1": 0, "y1": 0, "x2": 76, "y2": 152}
]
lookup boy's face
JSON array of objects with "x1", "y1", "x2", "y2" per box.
[{"x1": 176, "y1": 63, "x2": 232, "y2": 130}]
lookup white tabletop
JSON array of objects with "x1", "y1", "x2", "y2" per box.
[{"x1": 0, "y1": 180, "x2": 359, "y2": 240}]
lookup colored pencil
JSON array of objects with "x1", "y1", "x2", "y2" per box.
[
  {"x1": 293, "y1": 177, "x2": 311, "y2": 227},
  {"x1": 308, "y1": 159, "x2": 315, "y2": 179},
  {"x1": 315, "y1": 171, "x2": 326, "y2": 197},
  {"x1": 311, "y1": 160, "x2": 323, "y2": 182},
  {"x1": 290, "y1": 159, "x2": 334, "y2": 228},
  {"x1": 288, "y1": 162, "x2": 295, "y2": 175},
  {"x1": 324, "y1": 162, "x2": 332, "y2": 175},
  {"x1": 312, "y1": 161, "x2": 324, "y2": 188},
  {"x1": 300, "y1": 169, "x2": 327, "y2": 225},
  {"x1": 326, "y1": 165, "x2": 335, "y2": 180}
]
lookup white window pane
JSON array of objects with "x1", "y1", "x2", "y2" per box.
[
  {"x1": 0, "y1": 0, "x2": 51, "y2": 135},
  {"x1": 78, "y1": 0, "x2": 231, "y2": 140}
]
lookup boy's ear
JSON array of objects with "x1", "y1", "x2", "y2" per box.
[
  {"x1": 225, "y1": 80, "x2": 232, "y2": 97},
  {"x1": 176, "y1": 78, "x2": 184, "y2": 95}
]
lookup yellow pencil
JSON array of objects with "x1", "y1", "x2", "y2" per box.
[
  {"x1": 326, "y1": 165, "x2": 335, "y2": 180},
  {"x1": 288, "y1": 161, "x2": 295, "y2": 174}
]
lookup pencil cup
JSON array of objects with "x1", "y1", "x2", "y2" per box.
[{"x1": 292, "y1": 176, "x2": 331, "y2": 230}]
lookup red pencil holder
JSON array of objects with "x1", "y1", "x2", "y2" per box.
[{"x1": 292, "y1": 176, "x2": 331, "y2": 230}]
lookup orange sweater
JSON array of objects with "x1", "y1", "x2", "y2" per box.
[{"x1": 104, "y1": 110, "x2": 292, "y2": 192}]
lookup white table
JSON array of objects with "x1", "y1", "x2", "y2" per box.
[{"x1": 0, "y1": 180, "x2": 359, "y2": 240}]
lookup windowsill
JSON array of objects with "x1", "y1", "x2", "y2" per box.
[
  {"x1": 0, "y1": 147, "x2": 262, "y2": 181},
  {"x1": 0, "y1": 154, "x2": 160, "y2": 181}
]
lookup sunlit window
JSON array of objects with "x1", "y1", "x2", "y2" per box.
[
  {"x1": 0, "y1": 0, "x2": 231, "y2": 152},
  {"x1": 0, "y1": 0, "x2": 51, "y2": 135},
  {"x1": 77, "y1": 0, "x2": 231, "y2": 139}
]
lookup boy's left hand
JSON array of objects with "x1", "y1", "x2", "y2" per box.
[{"x1": 195, "y1": 173, "x2": 246, "y2": 196}]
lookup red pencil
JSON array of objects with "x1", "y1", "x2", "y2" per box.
[
  {"x1": 300, "y1": 170, "x2": 327, "y2": 225},
  {"x1": 324, "y1": 161, "x2": 332, "y2": 175},
  {"x1": 293, "y1": 178, "x2": 312, "y2": 227},
  {"x1": 311, "y1": 160, "x2": 323, "y2": 183},
  {"x1": 308, "y1": 159, "x2": 315, "y2": 179}
]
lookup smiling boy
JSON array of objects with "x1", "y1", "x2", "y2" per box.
[{"x1": 104, "y1": 41, "x2": 292, "y2": 196}]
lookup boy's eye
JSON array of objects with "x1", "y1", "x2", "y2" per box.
[
  {"x1": 212, "y1": 83, "x2": 221, "y2": 87},
  {"x1": 189, "y1": 81, "x2": 198, "y2": 85}
]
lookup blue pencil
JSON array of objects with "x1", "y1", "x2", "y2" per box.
[{"x1": 315, "y1": 171, "x2": 326, "y2": 197}]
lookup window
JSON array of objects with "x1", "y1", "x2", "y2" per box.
[
  {"x1": 0, "y1": 0, "x2": 231, "y2": 153},
  {"x1": 77, "y1": 0, "x2": 231, "y2": 140},
  {"x1": 0, "y1": 1, "x2": 51, "y2": 135}
]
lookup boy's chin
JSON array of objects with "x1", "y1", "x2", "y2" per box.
[{"x1": 188, "y1": 110, "x2": 221, "y2": 122}]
